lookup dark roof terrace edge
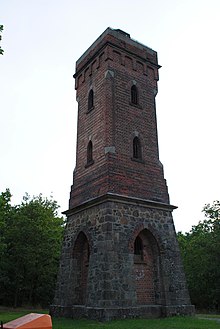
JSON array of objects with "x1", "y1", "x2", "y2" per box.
[{"x1": 75, "y1": 27, "x2": 156, "y2": 68}]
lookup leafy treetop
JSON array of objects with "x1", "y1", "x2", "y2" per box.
[
  {"x1": 177, "y1": 200, "x2": 220, "y2": 311},
  {"x1": 0, "y1": 25, "x2": 4, "y2": 55}
]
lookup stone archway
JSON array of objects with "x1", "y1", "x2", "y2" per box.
[
  {"x1": 72, "y1": 231, "x2": 90, "y2": 305},
  {"x1": 133, "y1": 229, "x2": 162, "y2": 305}
]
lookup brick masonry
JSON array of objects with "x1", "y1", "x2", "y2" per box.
[
  {"x1": 69, "y1": 28, "x2": 169, "y2": 209},
  {"x1": 50, "y1": 28, "x2": 194, "y2": 320}
]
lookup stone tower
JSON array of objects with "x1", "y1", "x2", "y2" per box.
[{"x1": 51, "y1": 28, "x2": 194, "y2": 320}]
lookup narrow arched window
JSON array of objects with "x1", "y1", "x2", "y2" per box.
[
  {"x1": 134, "y1": 236, "x2": 143, "y2": 256},
  {"x1": 87, "y1": 141, "x2": 93, "y2": 165},
  {"x1": 131, "y1": 85, "x2": 138, "y2": 105},
  {"x1": 133, "y1": 136, "x2": 142, "y2": 159},
  {"x1": 88, "y1": 89, "x2": 94, "y2": 111}
]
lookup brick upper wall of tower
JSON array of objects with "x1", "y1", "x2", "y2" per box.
[{"x1": 69, "y1": 28, "x2": 170, "y2": 209}]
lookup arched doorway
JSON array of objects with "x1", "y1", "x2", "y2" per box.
[
  {"x1": 133, "y1": 229, "x2": 162, "y2": 305},
  {"x1": 73, "y1": 231, "x2": 90, "y2": 305}
]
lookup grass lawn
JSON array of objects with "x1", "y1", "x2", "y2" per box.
[
  {"x1": 197, "y1": 313, "x2": 220, "y2": 319},
  {"x1": 0, "y1": 309, "x2": 220, "y2": 329}
]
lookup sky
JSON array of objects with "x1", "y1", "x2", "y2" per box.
[{"x1": 1, "y1": 0, "x2": 220, "y2": 233}]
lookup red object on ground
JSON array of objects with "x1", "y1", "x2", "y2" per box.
[{"x1": 3, "y1": 313, "x2": 52, "y2": 329}]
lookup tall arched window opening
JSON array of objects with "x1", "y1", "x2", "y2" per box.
[
  {"x1": 134, "y1": 236, "x2": 143, "y2": 258},
  {"x1": 133, "y1": 136, "x2": 142, "y2": 160},
  {"x1": 87, "y1": 141, "x2": 94, "y2": 165},
  {"x1": 88, "y1": 89, "x2": 94, "y2": 111},
  {"x1": 131, "y1": 85, "x2": 138, "y2": 105}
]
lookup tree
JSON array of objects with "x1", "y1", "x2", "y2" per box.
[
  {"x1": 177, "y1": 201, "x2": 220, "y2": 311},
  {"x1": 0, "y1": 190, "x2": 64, "y2": 307},
  {"x1": 0, "y1": 25, "x2": 4, "y2": 55},
  {"x1": 0, "y1": 189, "x2": 12, "y2": 256}
]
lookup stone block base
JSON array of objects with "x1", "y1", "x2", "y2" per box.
[
  {"x1": 50, "y1": 304, "x2": 195, "y2": 321},
  {"x1": 162, "y1": 304, "x2": 195, "y2": 317}
]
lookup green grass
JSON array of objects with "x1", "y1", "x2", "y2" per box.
[
  {"x1": 197, "y1": 313, "x2": 220, "y2": 319},
  {"x1": 0, "y1": 309, "x2": 220, "y2": 329},
  {"x1": 53, "y1": 317, "x2": 220, "y2": 329}
]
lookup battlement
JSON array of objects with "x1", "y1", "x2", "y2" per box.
[{"x1": 75, "y1": 27, "x2": 160, "y2": 79}]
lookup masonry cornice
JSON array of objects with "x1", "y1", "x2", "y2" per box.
[{"x1": 63, "y1": 192, "x2": 177, "y2": 216}]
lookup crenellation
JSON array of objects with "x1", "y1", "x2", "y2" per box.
[{"x1": 77, "y1": 50, "x2": 156, "y2": 91}]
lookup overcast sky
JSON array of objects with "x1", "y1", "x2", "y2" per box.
[{"x1": 1, "y1": 0, "x2": 220, "y2": 232}]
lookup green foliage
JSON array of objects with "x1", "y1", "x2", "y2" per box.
[
  {"x1": 177, "y1": 201, "x2": 220, "y2": 311},
  {"x1": 0, "y1": 25, "x2": 4, "y2": 55},
  {"x1": 0, "y1": 188, "x2": 12, "y2": 256},
  {"x1": 0, "y1": 190, "x2": 64, "y2": 307}
]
